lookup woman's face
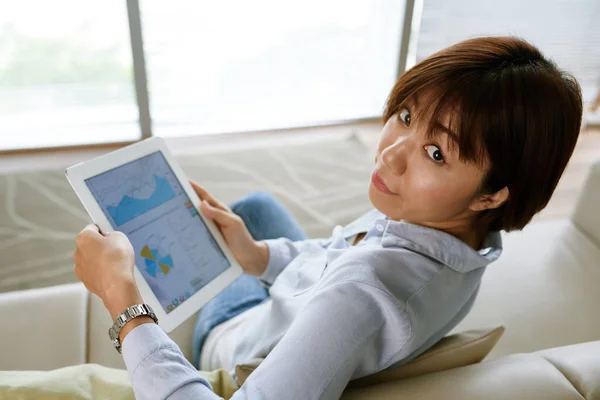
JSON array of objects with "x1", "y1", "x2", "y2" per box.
[{"x1": 369, "y1": 103, "x2": 490, "y2": 230}]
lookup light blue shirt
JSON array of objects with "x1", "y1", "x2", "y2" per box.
[{"x1": 122, "y1": 209, "x2": 502, "y2": 399}]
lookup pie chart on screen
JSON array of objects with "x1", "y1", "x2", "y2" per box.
[{"x1": 141, "y1": 244, "x2": 174, "y2": 278}]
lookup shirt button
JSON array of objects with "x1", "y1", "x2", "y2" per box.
[
  {"x1": 479, "y1": 247, "x2": 492, "y2": 256},
  {"x1": 376, "y1": 224, "x2": 384, "y2": 232}
]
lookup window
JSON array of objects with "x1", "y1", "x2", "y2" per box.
[
  {"x1": 415, "y1": 0, "x2": 600, "y2": 104},
  {"x1": 140, "y1": 0, "x2": 406, "y2": 137},
  {"x1": 0, "y1": 0, "x2": 138, "y2": 151}
]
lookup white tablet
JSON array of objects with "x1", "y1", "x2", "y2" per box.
[{"x1": 66, "y1": 137, "x2": 243, "y2": 332}]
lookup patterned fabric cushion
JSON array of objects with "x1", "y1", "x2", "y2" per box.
[{"x1": 0, "y1": 134, "x2": 374, "y2": 293}]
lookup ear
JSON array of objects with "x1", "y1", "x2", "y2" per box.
[{"x1": 469, "y1": 186, "x2": 510, "y2": 212}]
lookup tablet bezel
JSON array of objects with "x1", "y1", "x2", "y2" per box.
[{"x1": 66, "y1": 137, "x2": 243, "y2": 332}]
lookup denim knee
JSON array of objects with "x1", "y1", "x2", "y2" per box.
[
  {"x1": 242, "y1": 191, "x2": 278, "y2": 207},
  {"x1": 232, "y1": 191, "x2": 278, "y2": 215}
]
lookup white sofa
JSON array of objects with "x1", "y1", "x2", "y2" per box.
[{"x1": 1, "y1": 157, "x2": 599, "y2": 399}]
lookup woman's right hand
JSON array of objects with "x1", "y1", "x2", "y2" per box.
[{"x1": 190, "y1": 181, "x2": 269, "y2": 276}]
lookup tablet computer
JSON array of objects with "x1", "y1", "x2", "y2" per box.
[{"x1": 66, "y1": 137, "x2": 243, "y2": 332}]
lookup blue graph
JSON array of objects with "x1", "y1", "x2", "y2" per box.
[{"x1": 107, "y1": 175, "x2": 176, "y2": 225}]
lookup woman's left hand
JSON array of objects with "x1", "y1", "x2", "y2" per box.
[{"x1": 73, "y1": 224, "x2": 141, "y2": 319}]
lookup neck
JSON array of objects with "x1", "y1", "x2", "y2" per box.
[
  {"x1": 457, "y1": 229, "x2": 485, "y2": 250},
  {"x1": 415, "y1": 217, "x2": 486, "y2": 251}
]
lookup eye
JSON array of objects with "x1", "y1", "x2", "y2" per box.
[
  {"x1": 398, "y1": 108, "x2": 411, "y2": 126},
  {"x1": 425, "y1": 145, "x2": 445, "y2": 163}
]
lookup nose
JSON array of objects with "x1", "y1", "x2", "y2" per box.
[{"x1": 380, "y1": 135, "x2": 413, "y2": 176}]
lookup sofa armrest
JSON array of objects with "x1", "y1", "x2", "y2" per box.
[
  {"x1": 0, "y1": 283, "x2": 88, "y2": 371},
  {"x1": 572, "y1": 158, "x2": 600, "y2": 247}
]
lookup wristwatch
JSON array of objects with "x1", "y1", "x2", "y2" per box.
[{"x1": 108, "y1": 304, "x2": 158, "y2": 353}]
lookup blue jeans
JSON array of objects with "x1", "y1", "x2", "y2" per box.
[{"x1": 191, "y1": 191, "x2": 307, "y2": 368}]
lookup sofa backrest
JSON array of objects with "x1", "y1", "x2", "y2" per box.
[{"x1": 573, "y1": 159, "x2": 600, "y2": 247}]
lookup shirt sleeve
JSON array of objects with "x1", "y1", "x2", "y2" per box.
[
  {"x1": 122, "y1": 323, "x2": 222, "y2": 399},
  {"x1": 121, "y1": 280, "x2": 401, "y2": 400},
  {"x1": 258, "y1": 237, "x2": 328, "y2": 287}
]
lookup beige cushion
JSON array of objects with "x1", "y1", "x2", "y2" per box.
[{"x1": 235, "y1": 326, "x2": 504, "y2": 387}]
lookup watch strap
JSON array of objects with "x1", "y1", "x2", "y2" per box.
[{"x1": 109, "y1": 303, "x2": 158, "y2": 353}]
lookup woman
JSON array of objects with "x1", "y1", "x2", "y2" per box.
[{"x1": 72, "y1": 36, "x2": 582, "y2": 399}]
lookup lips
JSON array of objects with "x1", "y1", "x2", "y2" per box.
[{"x1": 371, "y1": 170, "x2": 395, "y2": 195}]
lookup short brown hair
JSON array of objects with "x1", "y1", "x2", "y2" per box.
[{"x1": 383, "y1": 36, "x2": 583, "y2": 232}]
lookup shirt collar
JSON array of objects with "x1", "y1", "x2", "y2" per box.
[{"x1": 342, "y1": 209, "x2": 503, "y2": 273}]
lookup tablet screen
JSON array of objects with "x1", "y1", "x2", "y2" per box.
[{"x1": 85, "y1": 151, "x2": 231, "y2": 314}]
